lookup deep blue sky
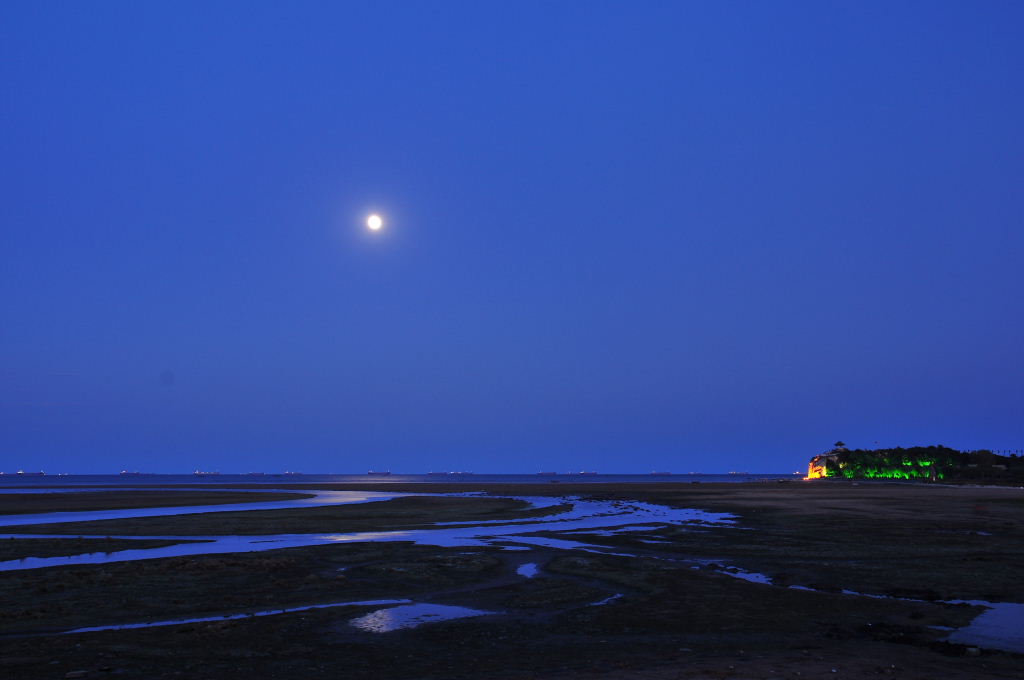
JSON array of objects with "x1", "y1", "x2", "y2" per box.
[{"x1": 3, "y1": 2, "x2": 1022, "y2": 473}]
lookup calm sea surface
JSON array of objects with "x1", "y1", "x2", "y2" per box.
[{"x1": 0, "y1": 472, "x2": 801, "y2": 487}]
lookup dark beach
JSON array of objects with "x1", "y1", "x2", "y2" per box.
[{"x1": 0, "y1": 481, "x2": 1022, "y2": 679}]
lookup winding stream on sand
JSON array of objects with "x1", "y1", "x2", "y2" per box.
[
  {"x1": 1, "y1": 488, "x2": 1020, "y2": 652},
  {"x1": 0, "y1": 494, "x2": 733, "y2": 571},
  {"x1": 0, "y1": 489, "x2": 414, "y2": 527}
]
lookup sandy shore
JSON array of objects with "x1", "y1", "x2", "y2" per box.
[
  {"x1": 0, "y1": 489, "x2": 313, "y2": 515},
  {"x1": 0, "y1": 481, "x2": 1021, "y2": 679}
]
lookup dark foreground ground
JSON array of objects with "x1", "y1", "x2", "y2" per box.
[
  {"x1": 0, "y1": 490, "x2": 313, "y2": 515},
  {"x1": 1, "y1": 481, "x2": 1022, "y2": 679}
]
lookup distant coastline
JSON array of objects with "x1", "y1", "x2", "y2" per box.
[{"x1": 0, "y1": 472, "x2": 802, "y2": 487}]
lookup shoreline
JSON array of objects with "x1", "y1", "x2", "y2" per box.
[{"x1": 0, "y1": 482, "x2": 1021, "y2": 679}]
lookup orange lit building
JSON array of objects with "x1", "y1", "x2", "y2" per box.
[{"x1": 806, "y1": 452, "x2": 839, "y2": 479}]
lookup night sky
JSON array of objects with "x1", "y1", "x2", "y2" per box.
[{"x1": 3, "y1": 2, "x2": 1022, "y2": 474}]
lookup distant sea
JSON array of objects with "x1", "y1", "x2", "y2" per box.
[{"x1": 0, "y1": 472, "x2": 801, "y2": 487}]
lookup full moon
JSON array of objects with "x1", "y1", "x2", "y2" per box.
[{"x1": 367, "y1": 214, "x2": 383, "y2": 231}]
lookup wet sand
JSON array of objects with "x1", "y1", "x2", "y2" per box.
[
  {"x1": 0, "y1": 489, "x2": 313, "y2": 515},
  {"x1": 0, "y1": 481, "x2": 1021, "y2": 679}
]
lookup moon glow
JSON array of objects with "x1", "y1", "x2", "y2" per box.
[{"x1": 367, "y1": 214, "x2": 383, "y2": 231}]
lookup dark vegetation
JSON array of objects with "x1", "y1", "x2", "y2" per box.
[{"x1": 809, "y1": 446, "x2": 1024, "y2": 482}]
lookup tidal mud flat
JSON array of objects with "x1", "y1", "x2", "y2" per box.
[{"x1": 0, "y1": 482, "x2": 1022, "y2": 679}]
